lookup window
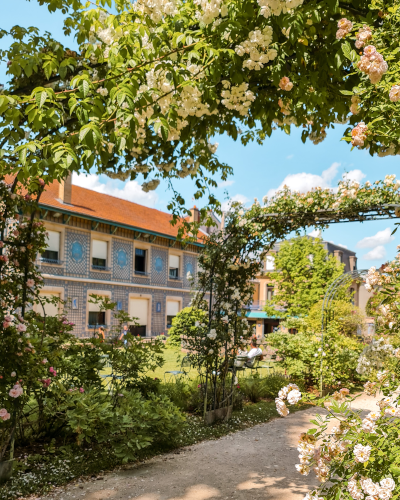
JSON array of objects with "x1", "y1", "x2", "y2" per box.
[
  {"x1": 166, "y1": 301, "x2": 180, "y2": 328},
  {"x1": 135, "y1": 248, "x2": 146, "y2": 274},
  {"x1": 169, "y1": 255, "x2": 180, "y2": 279},
  {"x1": 88, "y1": 311, "x2": 106, "y2": 326},
  {"x1": 265, "y1": 255, "x2": 275, "y2": 270},
  {"x1": 42, "y1": 231, "x2": 60, "y2": 262},
  {"x1": 129, "y1": 298, "x2": 149, "y2": 336},
  {"x1": 92, "y1": 240, "x2": 108, "y2": 269},
  {"x1": 266, "y1": 285, "x2": 274, "y2": 301},
  {"x1": 88, "y1": 296, "x2": 107, "y2": 326}
]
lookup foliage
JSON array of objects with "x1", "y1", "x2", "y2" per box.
[
  {"x1": 264, "y1": 236, "x2": 344, "y2": 318},
  {"x1": 301, "y1": 299, "x2": 366, "y2": 337},
  {"x1": 268, "y1": 325, "x2": 365, "y2": 388},
  {"x1": 273, "y1": 256, "x2": 400, "y2": 500},
  {"x1": 167, "y1": 306, "x2": 209, "y2": 347},
  {"x1": 238, "y1": 373, "x2": 295, "y2": 403},
  {"x1": 0, "y1": 398, "x2": 284, "y2": 499},
  {"x1": 2, "y1": 0, "x2": 400, "y2": 220}
]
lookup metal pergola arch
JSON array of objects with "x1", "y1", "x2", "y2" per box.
[{"x1": 319, "y1": 269, "x2": 370, "y2": 394}]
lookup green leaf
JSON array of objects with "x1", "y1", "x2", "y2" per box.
[
  {"x1": 339, "y1": 90, "x2": 353, "y2": 96},
  {"x1": 36, "y1": 91, "x2": 48, "y2": 109},
  {"x1": 79, "y1": 80, "x2": 90, "y2": 98}
]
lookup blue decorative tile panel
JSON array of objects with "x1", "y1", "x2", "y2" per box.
[
  {"x1": 112, "y1": 239, "x2": 132, "y2": 281},
  {"x1": 66, "y1": 230, "x2": 90, "y2": 276},
  {"x1": 151, "y1": 248, "x2": 167, "y2": 286},
  {"x1": 183, "y1": 254, "x2": 197, "y2": 288}
]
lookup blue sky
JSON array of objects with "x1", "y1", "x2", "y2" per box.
[{"x1": 2, "y1": 1, "x2": 400, "y2": 268}]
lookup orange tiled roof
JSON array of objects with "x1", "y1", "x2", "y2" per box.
[{"x1": 39, "y1": 180, "x2": 197, "y2": 242}]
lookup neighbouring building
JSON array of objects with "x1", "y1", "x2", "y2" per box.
[
  {"x1": 247, "y1": 237, "x2": 374, "y2": 338},
  {"x1": 35, "y1": 175, "x2": 218, "y2": 338}
]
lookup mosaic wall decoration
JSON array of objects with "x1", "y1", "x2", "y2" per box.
[
  {"x1": 112, "y1": 239, "x2": 132, "y2": 281},
  {"x1": 43, "y1": 277, "x2": 192, "y2": 338},
  {"x1": 183, "y1": 254, "x2": 197, "y2": 288},
  {"x1": 66, "y1": 230, "x2": 90, "y2": 276},
  {"x1": 151, "y1": 248, "x2": 167, "y2": 286}
]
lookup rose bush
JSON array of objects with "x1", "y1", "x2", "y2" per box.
[{"x1": 273, "y1": 253, "x2": 400, "y2": 500}]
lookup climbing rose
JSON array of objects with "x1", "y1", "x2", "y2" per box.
[
  {"x1": 0, "y1": 409, "x2": 10, "y2": 421},
  {"x1": 9, "y1": 383, "x2": 23, "y2": 398},
  {"x1": 279, "y1": 77, "x2": 293, "y2": 91},
  {"x1": 389, "y1": 85, "x2": 400, "y2": 102}
]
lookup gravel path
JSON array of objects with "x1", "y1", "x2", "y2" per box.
[{"x1": 41, "y1": 394, "x2": 379, "y2": 500}]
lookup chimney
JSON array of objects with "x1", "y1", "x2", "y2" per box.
[
  {"x1": 333, "y1": 249, "x2": 343, "y2": 264},
  {"x1": 189, "y1": 205, "x2": 199, "y2": 223},
  {"x1": 58, "y1": 173, "x2": 73, "y2": 204},
  {"x1": 349, "y1": 255, "x2": 357, "y2": 271},
  {"x1": 221, "y1": 212, "x2": 225, "y2": 234}
]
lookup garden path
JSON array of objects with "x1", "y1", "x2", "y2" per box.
[{"x1": 41, "y1": 393, "x2": 378, "y2": 500}]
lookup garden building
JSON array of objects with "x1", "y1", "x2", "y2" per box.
[
  {"x1": 35, "y1": 175, "x2": 218, "y2": 338},
  {"x1": 249, "y1": 237, "x2": 373, "y2": 337}
]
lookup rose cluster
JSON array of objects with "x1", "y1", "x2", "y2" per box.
[
  {"x1": 234, "y1": 27, "x2": 277, "y2": 71},
  {"x1": 275, "y1": 382, "x2": 301, "y2": 416},
  {"x1": 355, "y1": 25, "x2": 372, "y2": 49},
  {"x1": 257, "y1": 0, "x2": 304, "y2": 19},
  {"x1": 357, "y1": 45, "x2": 388, "y2": 84},
  {"x1": 220, "y1": 82, "x2": 256, "y2": 116},
  {"x1": 351, "y1": 121, "x2": 368, "y2": 147},
  {"x1": 336, "y1": 18, "x2": 353, "y2": 40},
  {"x1": 279, "y1": 77, "x2": 293, "y2": 91}
]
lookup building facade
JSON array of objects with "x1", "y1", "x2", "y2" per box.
[
  {"x1": 36, "y1": 176, "x2": 210, "y2": 338},
  {"x1": 247, "y1": 237, "x2": 373, "y2": 337}
]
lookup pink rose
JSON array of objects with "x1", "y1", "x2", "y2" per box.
[
  {"x1": 0, "y1": 255, "x2": 8, "y2": 263},
  {"x1": 9, "y1": 384, "x2": 23, "y2": 398},
  {"x1": 79, "y1": 388, "x2": 84, "y2": 393},
  {"x1": 0, "y1": 409, "x2": 10, "y2": 421},
  {"x1": 17, "y1": 323, "x2": 27, "y2": 332},
  {"x1": 3, "y1": 321, "x2": 10, "y2": 329},
  {"x1": 41, "y1": 358, "x2": 48, "y2": 364},
  {"x1": 26, "y1": 279, "x2": 35, "y2": 288}
]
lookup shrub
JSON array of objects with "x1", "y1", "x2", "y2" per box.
[
  {"x1": 268, "y1": 325, "x2": 365, "y2": 388},
  {"x1": 238, "y1": 374, "x2": 298, "y2": 403},
  {"x1": 167, "y1": 306, "x2": 208, "y2": 347}
]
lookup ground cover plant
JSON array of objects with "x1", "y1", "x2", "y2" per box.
[{"x1": 0, "y1": 375, "x2": 293, "y2": 499}]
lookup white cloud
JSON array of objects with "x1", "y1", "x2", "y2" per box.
[
  {"x1": 362, "y1": 245, "x2": 386, "y2": 261},
  {"x1": 265, "y1": 163, "x2": 367, "y2": 199},
  {"x1": 72, "y1": 173, "x2": 159, "y2": 208},
  {"x1": 356, "y1": 228, "x2": 394, "y2": 249},
  {"x1": 221, "y1": 193, "x2": 249, "y2": 212},
  {"x1": 286, "y1": 154, "x2": 294, "y2": 160},
  {"x1": 218, "y1": 179, "x2": 235, "y2": 188},
  {"x1": 266, "y1": 162, "x2": 341, "y2": 198},
  {"x1": 342, "y1": 169, "x2": 366, "y2": 184},
  {"x1": 308, "y1": 229, "x2": 322, "y2": 238}
]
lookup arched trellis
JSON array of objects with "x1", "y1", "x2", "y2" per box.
[{"x1": 319, "y1": 269, "x2": 370, "y2": 394}]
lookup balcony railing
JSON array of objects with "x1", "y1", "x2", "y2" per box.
[
  {"x1": 133, "y1": 271, "x2": 150, "y2": 277},
  {"x1": 91, "y1": 265, "x2": 111, "y2": 271},
  {"x1": 40, "y1": 258, "x2": 64, "y2": 265},
  {"x1": 168, "y1": 275, "x2": 182, "y2": 281},
  {"x1": 245, "y1": 300, "x2": 266, "y2": 310}
]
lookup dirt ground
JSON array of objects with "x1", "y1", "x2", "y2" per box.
[{"x1": 40, "y1": 393, "x2": 378, "y2": 500}]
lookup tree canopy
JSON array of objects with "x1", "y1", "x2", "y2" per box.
[
  {"x1": 0, "y1": 0, "x2": 399, "y2": 214},
  {"x1": 264, "y1": 236, "x2": 344, "y2": 317}
]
